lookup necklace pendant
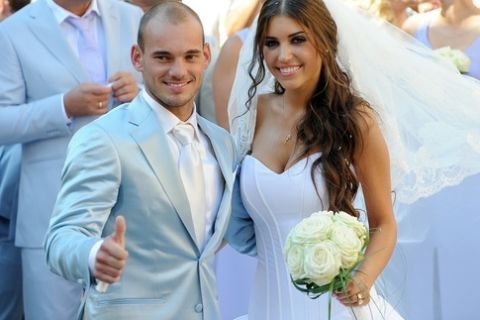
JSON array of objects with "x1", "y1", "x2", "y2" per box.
[{"x1": 283, "y1": 133, "x2": 292, "y2": 144}]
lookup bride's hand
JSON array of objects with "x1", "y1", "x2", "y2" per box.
[{"x1": 334, "y1": 275, "x2": 371, "y2": 307}]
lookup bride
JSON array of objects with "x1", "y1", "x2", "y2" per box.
[
  {"x1": 224, "y1": 0, "x2": 480, "y2": 319},
  {"x1": 225, "y1": 0, "x2": 401, "y2": 319}
]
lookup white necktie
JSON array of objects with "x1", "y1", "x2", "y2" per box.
[
  {"x1": 67, "y1": 14, "x2": 106, "y2": 84},
  {"x1": 172, "y1": 123, "x2": 207, "y2": 248}
]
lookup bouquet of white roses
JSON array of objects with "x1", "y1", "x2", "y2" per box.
[
  {"x1": 284, "y1": 210, "x2": 368, "y2": 318},
  {"x1": 434, "y1": 46, "x2": 471, "y2": 74}
]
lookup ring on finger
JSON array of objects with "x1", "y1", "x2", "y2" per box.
[{"x1": 98, "y1": 101, "x2": 103, "y2": 109}]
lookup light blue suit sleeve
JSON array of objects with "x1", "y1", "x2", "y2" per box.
[
  {"x1": 224, "y1": 166, "x2": 257, "y2": 256},
  {"x1": 0, "y1": 26, "x2": 72, "y2": 145},
  {"x1": 45, "y1": 123, "x2": 121, "y2": 286}
]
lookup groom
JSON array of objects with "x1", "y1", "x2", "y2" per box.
[{"x1": 45, "y1": 2, "x2": 236, "y2": 319}]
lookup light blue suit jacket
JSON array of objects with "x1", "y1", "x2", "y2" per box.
[
  {"x1": 0, "y1": 0, "x2": 143, "y2": 248},
  {"x1": 45, "y1": 95, "x2": 237, "y2": 320}
]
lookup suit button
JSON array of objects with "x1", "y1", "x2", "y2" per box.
[{"x1": 194, "y1": 303, "x2": 203, "y2": 313}]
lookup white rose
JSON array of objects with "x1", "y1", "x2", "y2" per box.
[
  {"x1": 289, "y1": 211, "x2": 334, "y2": 245},
  {"x1": 434, "y1": 46, "x2": 471, "y2": 74},
  {"x1": 333, "y1": 211, "x2": 368, "y2": 246},
  {"x1": 330, "y1": 223, "x2": 362, "y2": 269},
  {"x1": 303, "y1": 241, "x2": 341, "y2": 287},
  {"x1": 311, "y1": 210, "x2": 335, "y2": 218},
  {"x1": 450, "y1": 50, "x2": 471, "y2": 73},
  {"x1": 285, "y1": 242, "x2": 306, "y2": 281}
]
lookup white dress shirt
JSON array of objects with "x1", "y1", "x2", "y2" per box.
[{"x1": 142, "y1": 90, "x2": 224, "y2": 243}]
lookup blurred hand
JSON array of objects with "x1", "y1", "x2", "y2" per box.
[
  {"x1": 64, "y1": 83, "x2": 112, "y2": 118},
  {"x1": 94, "y1": 216, "x2": 128, "y2": 284},
  {"x1": 108, "y1": 72, "x2": 139, "y2": 103}
]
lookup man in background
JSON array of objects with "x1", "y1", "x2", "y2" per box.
[{"x1": 0, "y1": 0, "x2": 143, "y2": 317}]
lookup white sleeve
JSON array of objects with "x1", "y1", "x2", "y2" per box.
[{"x1": 88, "y1": 239, "x2": 104, "y2": 275}]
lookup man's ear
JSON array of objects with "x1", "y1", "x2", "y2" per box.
[
  {"x1": 203, "y1": 42, "x2": 212, "y2": 69},
  {"x1": 131, "y1": 44, "x2": 144, "y2": 72}
]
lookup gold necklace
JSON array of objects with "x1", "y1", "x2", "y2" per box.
[{"x1": 282, "y1": 95, "x2": 294, "y2": 145}]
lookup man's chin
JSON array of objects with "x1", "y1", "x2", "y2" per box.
[{"x1": 158, "y1": 95, "x2": 195, "y2": 111}]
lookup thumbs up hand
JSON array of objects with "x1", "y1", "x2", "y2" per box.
[{"x1": 94, "y1": 216, "x2": 128, "y2": 292}]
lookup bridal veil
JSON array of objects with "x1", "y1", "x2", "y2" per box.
[{"x1": 228, "y1": 0, "x2": 480, "y2": 206}]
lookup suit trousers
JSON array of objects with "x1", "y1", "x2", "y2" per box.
[
  {"x1": 22, "y1": 248, "x2": 82, "y2": 320},
  {"x1": 0, "y1": 240, "x2": 22, "y2": 320}
]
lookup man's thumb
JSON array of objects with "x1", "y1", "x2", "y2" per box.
[{"x1": 112, "y1": 215, "x2": 126, "y2": 247}]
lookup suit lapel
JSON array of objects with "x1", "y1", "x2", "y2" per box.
[
  {"x1": 28, "y1": 0, "x2": 87, "y2": 83},
  {"x1": 127, "y1": 96, "x2": 197, "y2": 248},
  {"x1": 197, "y1": 117, "x2": 233, "y2": 191},
  {"x1": 197, "y1": 117, "x2": 234, "y2": 254}
]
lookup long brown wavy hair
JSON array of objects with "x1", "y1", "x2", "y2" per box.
[{"x1": 246, "y1": 0, "x2": 372, "y2": 217}]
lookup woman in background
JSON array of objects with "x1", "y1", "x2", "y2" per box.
[
  {"x1": 403, "y1": 0, "x2": 480, "y2": 79},
  {"x1": 213, "y1": 1, "x2": 262, "y2": 129},
  {"x1": 360, "y1": 0, "x2": 418, "y2": 27}
]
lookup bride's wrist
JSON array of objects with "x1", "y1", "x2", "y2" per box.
[{"x1": 353, "y1": 271, "x2": 373, "y2": 291}]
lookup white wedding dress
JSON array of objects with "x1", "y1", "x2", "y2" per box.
[
  {"x1": 235, "y1": 154, "x2": 404, "y2": 320},
  {"x1": 226, "y1": 1, "x2": 480, "y2": 318}
]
